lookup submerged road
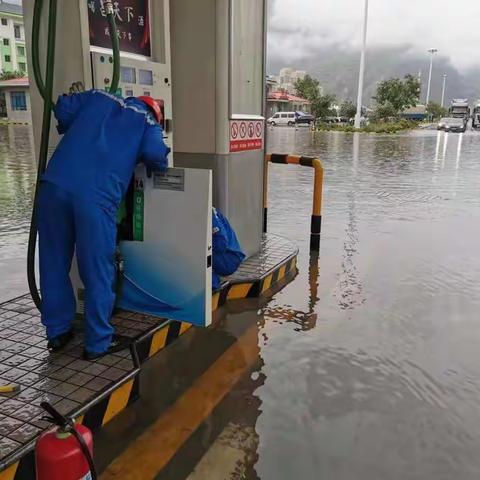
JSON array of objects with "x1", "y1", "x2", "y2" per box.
[{"x1": 2, "y1": 126, "x2": 480, "y2": 478}]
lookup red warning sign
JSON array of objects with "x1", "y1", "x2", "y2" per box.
[{"x1": 229, "y1": 119, "x2": 264, "y2": 152}]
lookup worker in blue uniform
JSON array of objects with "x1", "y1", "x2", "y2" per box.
[
  {"x1": 37, "y1": 87, "x2": 169, "y2": 360},
  {"x1": 212, "y1": 207, "x2": 245, "y2": 290}
]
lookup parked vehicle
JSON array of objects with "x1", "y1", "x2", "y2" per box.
[
  {"x1": 295, "y1": 111, "x2": 315, "y2": 125},
  {"x1": 267, "y1": 111, "x2": 314, "y2": 126},
  {"x1": 267, "y1": 112, "x2": 296, "y2": 126},
  {"x1": 472, "y1": 102, "x2": 480, "y2": 129},
  {"x1": 443, "y1": 117, "x2": 466, "y2": 133}
]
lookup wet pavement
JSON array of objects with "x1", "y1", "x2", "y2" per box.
[{"x1": 3, "y1": 125, "x2": 480, "y2": 479}]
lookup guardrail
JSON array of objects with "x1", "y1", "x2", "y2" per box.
[{"x1": 263, "y1": 154, "x2": 324, "y2": 250}]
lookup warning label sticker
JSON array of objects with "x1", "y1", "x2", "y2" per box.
[
  {"x1": 153, "y1": 169, "x2": 185, "y2": 192},
  {"x1": 229, "y1": 119, "x2": 264, "y2": 152}
]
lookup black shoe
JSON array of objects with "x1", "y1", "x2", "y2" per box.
[
  {"x1": 83, "y1": 335, "x2": 130, "y2": 361},
  {"x1": 47, "y1": 328, "x2": 75, "y2": 352}
]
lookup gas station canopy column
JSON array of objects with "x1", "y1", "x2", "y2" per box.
[{"x1": 171, "y1": 0, "x2": 267, "y2": 257}]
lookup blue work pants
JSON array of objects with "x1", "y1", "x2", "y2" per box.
[{"x1": 37, "y1": 181, "x2": 116, "y2": 353}]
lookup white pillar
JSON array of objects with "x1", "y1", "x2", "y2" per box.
[
  {"x1": 354, "y1": 0, "x2": 369, "y2": 129},
  {"x1": 441, "y1": 74, "x2": 447, "y2": 108},
  {"x1": 425, "y1": 48, "x2": 437, "y2": 107}
]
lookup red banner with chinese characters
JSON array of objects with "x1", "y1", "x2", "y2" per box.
[{"x1": 88, "y1": 0, "x2": 151, "y2": 57}]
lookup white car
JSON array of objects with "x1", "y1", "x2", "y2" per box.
[{"x1": 267, "y1": 112, "x2": 297, "y2": 126}]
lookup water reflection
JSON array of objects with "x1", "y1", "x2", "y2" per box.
[
  {"x1": 434, "y1": 131, "x2": 441, "y2": 166},
  {"x1": 0, "y1": 125, "x2": 36, "y2": 261},
  {"x1": 442, "y1": 132, "x2": 449, "y2": 168},
  {"x1": 456, "y1": 133, "x2": 463, "y2": 170},
  {"x1": 262, "y1": 252, "x2": 320, "y2": 332},
  {"x1": 334, "y1": 133, "x2": 364, "y2": 310}
]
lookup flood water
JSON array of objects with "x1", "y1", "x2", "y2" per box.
[
  {"x1": 2, "y1": 125, "x2": 480, "y2": 479},
  {"x1": 253, "y1": 127, "x2": 480, "y2": 480},
  {"x1": 0, "y1": 125, "x2": 36, "y2": 301}
]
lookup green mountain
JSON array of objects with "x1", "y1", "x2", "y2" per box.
[{"x1": 268, "y1": 44, "x2": 480, "y2": 107}]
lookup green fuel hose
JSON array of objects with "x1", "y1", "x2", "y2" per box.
[
  {"x1": 27, "y1": 0, "x2": 121, "y2": 310},
  {"x1": 31, "y1": 0, "x2": 46, "y2": 100},
  {"x1": 107, "y1": 9, "x2": 120, "y2": 94},
  {"x1": 27, "y1": 0, "x2": 57, "y2": 310}
]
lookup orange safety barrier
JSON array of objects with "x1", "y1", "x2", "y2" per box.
[{"x1": 264, "y1": 154, "x2": 324, "y2": 250}]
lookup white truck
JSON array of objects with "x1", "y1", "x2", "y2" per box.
[
  {"x1": 449, "y1": 99, "x2": 470, "y2": 123},
  {"x1": 472, "y1": 101, "x2": 480, "y2": 129}
]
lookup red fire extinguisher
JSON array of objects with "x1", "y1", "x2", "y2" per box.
[{"x1": 35, "y1": 402, "x2": 98, "y2": 480}]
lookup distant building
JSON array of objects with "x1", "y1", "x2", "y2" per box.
[
  {"x1": 277, "y1": 67, "x2": 306, "y2": 94},
  {"x1": 266, "y1": 68, "x2": 315, "y2": 117},
  {"x1": 0, "y1": 76, "x2": 31, "y2": 123},
  {"x1": 0, "y1": 3, "x2": 30, "y2": 123},
  {"x1": 0, "y1": 1, "x2": 27, "y2": 74},
  {"x1": 270, "y1": 67, "x2": 320, "y2": 96},
  {"x1": 266, "y1": 75, "x2": 278, "y2": 97},
  {"x1": 266, "y1": 91, "x2": 311, "y2": 118}
]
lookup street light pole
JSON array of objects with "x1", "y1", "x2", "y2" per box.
[
  {"x1": 441, "y1": 74, "x2": 447, "y2": 107},
  {"x1": 354, "y1": 0, "x2": 369, "y2": 129},
  {"x1": 425, "y1": 48, "x2": 438, "y2": 107}
]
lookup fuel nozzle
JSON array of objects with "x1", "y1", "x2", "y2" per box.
[{"x1": 104, "y1": 1, "x2": 114, "y2": 15}]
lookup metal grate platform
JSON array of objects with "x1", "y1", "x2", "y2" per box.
[
  {"x1": 224, "y1": 234, "x2": 298, "y2": 283},
  {"x1": 0, "y1": 300, "x2": 156, "y2": 466},
  {"x1": 0, "y1": 233, "x2": 298, "y2": 473}
]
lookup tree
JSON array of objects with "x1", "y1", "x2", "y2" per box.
[
  {"x1": 339, "y1": 100, "x2": 357, "y2": 119},
  {"x1": 426, "y1": 102, "x2": 448, "y2": 120},
  {"x1": 370, "y1": 102, "x2": 397, "y2": 122},
  {"x1": 311, "y1": 94, "x2": 336, "y2": 119},
  {"x1": 294, "y1": 75, "x2": 321, "y2": 101},
  {"x1": 373, "y1": 74, "x2": 421, "y2": 115},
  {"x1": 294, "y1": 74, "x2": 335, "y2": 119},
  {"x1": 0, "y1": 70, "x2": 24, "y2": 81}
]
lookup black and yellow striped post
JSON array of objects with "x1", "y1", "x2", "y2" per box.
[{"x1": 264, "y1": 154, "x2": 324, "y2": 250}]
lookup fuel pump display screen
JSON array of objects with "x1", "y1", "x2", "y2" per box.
[{"x1": 88, "y1": 0, "x2": 151, "y2": 57}]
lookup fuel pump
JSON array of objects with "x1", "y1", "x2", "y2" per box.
[
  {"x1": 24, "y1": 0, "x2": 213, "y2": 328},
  {"x1": 24, "y1": 0, "x2": 268, "y2": 331},
  {"x1": 26, "y1": 0, "x2": 121, "y2": 310}
]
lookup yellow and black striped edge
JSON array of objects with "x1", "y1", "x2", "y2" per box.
[
  {"x1": 213, "y1": 254, "x2": 298, "y2": 311},
  {"x1": 0, "y1": 463, "x2": 18, "y2": 480},
  {"x1": 0, "y1": 374, "x2": 139, "y2": 479},
  {"x1": 133, "y1": 320, "x2": 193, "y2": 365},
  {"x1": 80, "y1": 375, "x2": 139, "y2": 430}
]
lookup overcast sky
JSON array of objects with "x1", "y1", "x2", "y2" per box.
[{"x1": 268, "y1": 0, "x2": 480, "y2": 71}]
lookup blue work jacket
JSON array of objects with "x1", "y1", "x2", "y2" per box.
[{"x1": 43, "y1": 89, "x2": 170, "y2": 210}]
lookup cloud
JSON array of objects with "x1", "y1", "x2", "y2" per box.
[{"x1": 268, "y1": 0, "x2": 480, "y2": 70}]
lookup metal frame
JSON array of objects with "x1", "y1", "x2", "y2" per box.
[{"x1": 264, "y1": 154, "x2": 324, "y2": 250}]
